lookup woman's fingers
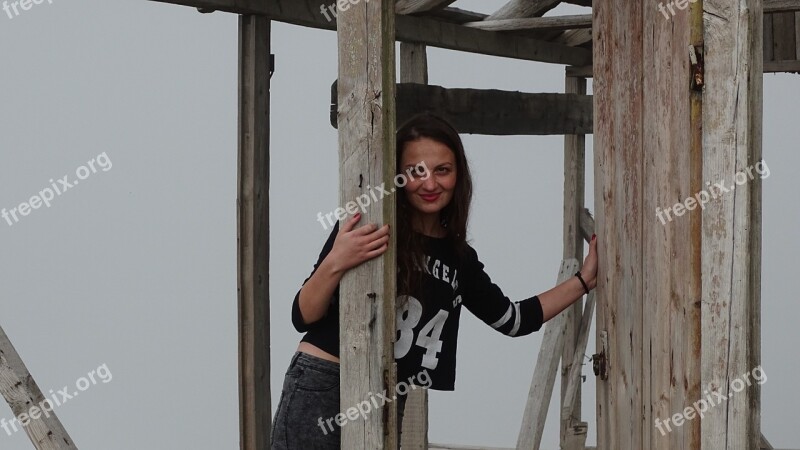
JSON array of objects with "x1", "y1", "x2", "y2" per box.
[
  {"x1": 364, "y1": 242, "x2": 390, "y2": 260},
  {"x1": 340, "y1": 213, "x2": 362, "y2": 234},
  {"x1": 364, "y1": 232, "x2": 390, "y2": 251}
]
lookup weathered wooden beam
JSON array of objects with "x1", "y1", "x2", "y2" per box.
[
  {"x1": 595, "y1": 0, "x2": 706, "y2": 448},
  {"x1": 337, "y1": 0, "x2": 397, "y2": 447},
  {"x1": 145, "y1": 0, "x2": 592, "y2": 65},
  {"x1": 701, "y1": 0, "x2": 763, "y2": 447},
  {"x1": 465, "y1": 15, "x2": 592, "y2": 32},
  {"x1": 560, "y1": 74, "x2": 588, "y2": 450},
  {"x1": 516, "y1": 259, "x2": 580, "y2": 450},
  {"x1": 332, "y1": 83, "x2": 593, "y2": 135},
  {"x1": 765, "y1": 0, "x2": 800, "y2": 12},
  {"x1": 487, "y1": 0, "x2": 560, "y2": 20},
  {"x1": 0, "y1": 325, "x2": 78, "y2": 450},
  {"x1": 396, "y1": 0, "x2": 456, "y2": 15},
  {"x1": 237, "y1": 15, "x2": 271, "y2": 450},
  {"x1": 560, "y1": 292, "x2": 595, "y2": 449},
  {"x1": 398, "y1": 41, "x2": 429, "y2": 450}
]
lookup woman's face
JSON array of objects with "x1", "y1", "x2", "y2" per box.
[{"x1": 400, "y1": 137, "x2": 457, "y2": 217}]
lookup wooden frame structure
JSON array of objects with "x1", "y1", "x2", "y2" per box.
[{"x1": 4, "y1": 0, "x2": 800, "y2": 449}]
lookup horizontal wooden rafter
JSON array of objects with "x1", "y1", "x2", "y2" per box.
[
  {"x1": 765, "y1": 0, "x2": 800, "y2": 12},
  {"x1": 395, "y1": 0, "x2": 456, "y2": 15},
  {"x1": 330, "y1": 82, "x2": 593, "y2": 135},
  {"x1": 465, "y1": 14, "x2": 592, "y2": 32},
  {"x1": 146, "y1": 0, "x2": 592, "y2": 65}
]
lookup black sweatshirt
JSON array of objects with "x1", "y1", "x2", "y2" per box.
[{"x1": 291, "y1": 221, "x2": 544, "y2": 391}]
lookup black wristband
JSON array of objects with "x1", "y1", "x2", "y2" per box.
[{"x1": 575, "y1": 271, "x2": 590, "y2": 295}]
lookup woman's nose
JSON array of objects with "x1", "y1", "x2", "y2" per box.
[{"x1": 421, "y1": 175, "x2": 437, "y2": 191}]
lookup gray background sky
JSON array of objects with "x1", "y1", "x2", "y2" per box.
[{"x1": 1, "y1": 0, "x2": 797, "y2": 448}]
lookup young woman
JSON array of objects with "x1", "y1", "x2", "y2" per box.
[{"x1": 270, "y1": 113, "x2": 598, "y2": 450}]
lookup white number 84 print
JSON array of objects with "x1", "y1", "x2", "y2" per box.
[{"x1": 394, "y1": 295, "x2": 449, "y2": 370}]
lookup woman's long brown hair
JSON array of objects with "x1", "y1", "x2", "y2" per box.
[{"x1": 396, "y1": 112, "x2": 473, "y2": 299}]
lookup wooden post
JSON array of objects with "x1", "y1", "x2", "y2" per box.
[
  {"x1": 0, "y1": 325, "x2": 78, "y2": 450},
  {"x1": 560, "y1": 73, "x2": 587, "y2": 450},
  {"x1": 594, "y1": 0, "x2": 702, "y2": 448},
  {"x1": 399, "y1": 41, "x2": 429, "y2": 450},
  {"x1": 237, "y1": 15, "x2": 271, "y2": 450},
  {"x1": 336, "y1": 0, "x2": 398, "y2": 448},
  {"x1": 516, "y1": 259, "x2": 579, "y2": 450},
  {"x1": 701, "y1": 0, "x2": 763, "y2": 447},
  {"x1": 594, "y1": 0, "x2": 761, "y2": 447}
]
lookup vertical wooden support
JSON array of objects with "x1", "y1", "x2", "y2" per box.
[
  {"x1": 0, "y1": 325, "x2": 78, "y2": 450},
  {"x1": 594, "y1": 0, "x2": 704, "y2": 448},
  {"x1": 593, "y1": 2, "x2": 644, "y2": 447},
  {"x1": 399, "y1": 41, "x2": 429, "y2": 450},
  {"x1": 516, "y1": 259, "x2": 580, "y2": 450},
  {"x1": 237, "y1": 15, "x2": 271, "y2": 450},
  {"x1": 701, "y1": 0, "x2": 763, "y2": 447},
  {"x1": 560, "y1": 73, "x2": 587, "y2": 450},
  {"x1": 336, "y1": 0, "x2": 397, "y2": 448}
]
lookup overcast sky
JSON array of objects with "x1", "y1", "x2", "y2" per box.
[{"x1": 0, "y1": 0, "x2": 798, "y2": 449}]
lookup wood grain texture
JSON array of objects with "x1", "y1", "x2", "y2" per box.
[
  {"x1": 701, "y1": 0, "x2": 763, "y2": 447},
  {"x1": 593, "y1": 0, "x2": 645, "y2": 447},
  {"x1": 398, "y1": 40, "x2": 428, "y2": 450},
  {"x1": 560, "y1": 74, "x2": 588, "y2": 450},
  {"x1": 237, "y1": 15, "x2": 271, "y2": 450},
  {"x1": 332, "y1": 84, "x2": 593, "y2": 135},
  {"x1": 464, "y1": 15, "x2": 592, "y2": 32},
  {"x1": 487, "y1": 0, "x2": 561, "y2": 20},
  {"x1": 516, "y1": 259, "x2": 580, "y2": 450},
  {"x1": 0, "y1": 326, "x2": 77, "y2": 450},
  {"x1": 337, "y1": 0, "x2": 398, "y2": 447},
  {"x1": 146, "y1": 0, "x2": 591, "y2": 65},
  {"x1": 395, "y1": 0, "x2": 456, "y2": 15}
]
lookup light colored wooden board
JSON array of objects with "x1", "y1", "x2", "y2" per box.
[
  {"x1": 337, "y1": 0, "x2": 398, "y2": 447},
  {"x1": 0, "y1": 325, "x2": 78, "y2": 450},
  {"x1": 516, "y1": 259, "x2": 580, "y2": 450},
  {"x1": 701, "y1": 0, "x2": 763, "y2": 447},
  {"x1": 396, "y1": 0, "x2": 456, "y2": 14},
  {"x1": 464, "y1": 15, "x2": 592, "y2": 32}
]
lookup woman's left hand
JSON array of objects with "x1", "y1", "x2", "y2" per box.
[{"x1": 580, "y1": 235, "x2": 598, "y2": 290}]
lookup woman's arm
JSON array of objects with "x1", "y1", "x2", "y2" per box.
[
  {"x1": 296, "y1": 213, "x2": 391, "y2": 325},
  {"x1": 538, "y1": 234, "x2": 598, "y2": 322}
]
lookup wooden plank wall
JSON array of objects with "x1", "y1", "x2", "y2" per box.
[
  {"x1": 336, "y1": 0, "x2": 398, "y2": 448},
  {"x1": 237, "y1": 15, "x2": 271, "y2": 450},
  {"x1": 594, "y1": 0, "x2": 703, "y2": 449},
  {"x1": 764, "y1": 10, "x2": 800, "y2": 72},
  {"x1": 595, "y1": 0, "x2": 762, "y2": 447}
]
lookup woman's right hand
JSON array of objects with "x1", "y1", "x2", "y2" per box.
[{"x1": 328, "y1": 213, "x2": 390, "y2": 273}]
